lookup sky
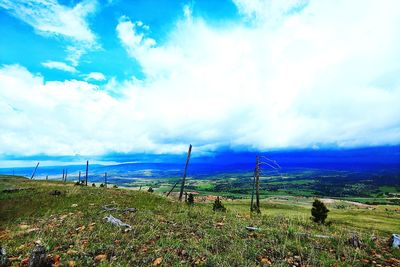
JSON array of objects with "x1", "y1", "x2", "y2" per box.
[{"x1": 0, "y1": 0, "x2": 400, "y2": 164}]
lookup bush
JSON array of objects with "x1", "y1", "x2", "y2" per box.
[
  {"x1": 113, "y1": 185, "x2": 118, "y2": 188},
  {"x1": 100, "y1": 183, "x2": 104, "y2": 188},
  {"x1": 148, "y1": 187, "x2": 154, "y2": 193},
  {"x1": 187, "y1": 193, "x2": 194, "y2": 205},
  {"x1": 92, "y1": 183, "x2": 96, "y2": 187},
  {"x1": 213, "y1": 197, "x2": 226, "y2": 212},
  {"x1": 311, "y1": 199, "x2": 329, "y2": 224}
]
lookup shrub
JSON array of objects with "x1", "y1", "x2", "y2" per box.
[
  {"x1": 311, "y1": 199, "x2": 329, "y2": 224},
  {"x1": 113, "y1": 185, "x2": 118, "y2": 188},
  {"x1": 148, "y1": 187, "x2": 154, "y2": 193},
  {"x1": 92, "y1": 183, "x2": 96, "y2": 187},
  {"x1": 100, "y1": 183, "x2": 104, "y2": 188},
  {"x1": 213, "y1": 197, "x2": 226, "y2": 212},
  {"x1": 187, "y1": 193, "x2": 194, "y2": 205}
]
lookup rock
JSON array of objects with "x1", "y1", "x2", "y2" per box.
[
  {"x1": 71, "y1": 204, "x2": 78, "y2": 208},
  {"x1": 28, "y1": 244, "x2": 48, "y2": 267},
  {"x1": 246, "y1": 226, "x2": 260, "y2": 231},
  {"x1": 348, "y1": 233, "x2": 362, "y2": 248},
  {"x1": 389, "y1": 234, "x2": 400, "y2": 248},
  {"x1": 0, "y1": 247, "x2": 8, "y2": 267},
  {"x1": 50, "y1": 190, "x2": 62, "y2": 196}
]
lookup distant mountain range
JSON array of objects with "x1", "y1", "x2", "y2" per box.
[{"x1": 1, "y1": 146, "x2": 399, "y2": 185}]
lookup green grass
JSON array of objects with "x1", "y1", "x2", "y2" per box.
[{"x1": 1, "y1": 175, "x2": 399, "y2": 266}]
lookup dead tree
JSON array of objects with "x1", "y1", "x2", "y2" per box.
[
  {"x1": 65, "y1": 169, "x2": 68, "y2": 182},
  {"x1": 85, "y1": 160, "x2": 89, "y2": 186},
  {"x1": 250, "y1": 155, "x2": 282, "y2": 213},
  {"x1": 104, "y1": 172, "x2": 107, "y2": 188},
  {"x1": 30, "y1": 162, "x2": 39, "y2": 179},
  {"x1": 62, "y1": 169, "x2": 65, "y2": 181},
  {"x1": 46, "y1": 175, "x2": 48, "y2": 181},
  {"x1": 250, "y1": 168, "x2": 256, "y2": 212},
  {"x1": 179, "y1": 144, "x2": 192, "y2": 201},
  {"x1": 256, "y1": 157, "x2": 261, "y2": 212},
  {"x1": 167, "y1": 144, "x2": 193, "y2": 198},
  {"x1": 78, "y1": 171, "x2": 81, "y2": 183}
]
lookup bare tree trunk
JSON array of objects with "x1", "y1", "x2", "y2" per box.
[
  {"x1": 104, "y1": 172, "x2": 107, "y2": 188},
  {"x1": 179, "y1": 144, "x2": 192, "y2": 201},
  {"x1": 250, "y1": 169, "x2": 256, "y2": 212},
  {"x1": 85, "y1": 161, "x2": 89, "y2": 186},
  {"x1": 46, "y1": 175, "x2": 48, "y2": 181},
  {"x1": 78, "y1": 171, "x2": 81, "y2": 183},
  {"x1": 255, "y1": 155, "x2": 260, "y2": 213},
  {"x1": 30, "y1": 162, "x2": 39, "y2": 179},
  {"x1": 62, "y1": 169, "x2": 65, "y2": 181},
  {"x1": 65, "y1": 169, "x2": 68, "y2": 182}
]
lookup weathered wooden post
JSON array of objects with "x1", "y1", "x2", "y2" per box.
[
  {"x1": 30, "y1": 162, "x2": 40, "y2": 179},
  {"x1": 78, "y1": 171, "x2": 81, "y2": 183},
  {"x1": 104, "y1": 172, "x2": 107, "y2": 188},
  {"x1": 250, "y1": 169, "x2": 256, "y2": 212},
  {"x1": 179, "y1": 144, "x2": 192, "y2": 201},
  {"x1": 255, "y1": 155, "x2": 261, "y2": 213},
  {"x1": 85, "y1": 161, "x2": 89, "y2": 186}
]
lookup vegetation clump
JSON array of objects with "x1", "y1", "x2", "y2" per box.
[
  {"x1": 311, "y1": 199, "x2": 329, "y2": 224},
  {"x1": 213, "y1": 196, "x2": 226, "y2": 212},
  {"x1": 187, "y1": 193, "x2": 194, "y2": 205},
  {"x1": 147, "y1": 187, "x2": 154, "y2": 193}
]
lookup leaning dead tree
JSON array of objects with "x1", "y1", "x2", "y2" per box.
[
  {"x1": 166, "y1": 144, "x2": 192, "y2": 201},
  {"x1": 250, "y1": 155, "x2": 282, "y2": 213},
  {"x1": 30, "y1": 162, "x2": 40, "y2": 179}
]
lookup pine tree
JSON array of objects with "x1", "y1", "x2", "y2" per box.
[
  {"x1": 311, "y1": 199, "x2": 329, "y2": 224},
  {"x1": 213, "y1": 197, "x2": 226, "y2": 212}
]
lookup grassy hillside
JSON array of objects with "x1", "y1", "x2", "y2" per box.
[{"x1": 0, "y1": 175, "x2": 399, "y2": 266}]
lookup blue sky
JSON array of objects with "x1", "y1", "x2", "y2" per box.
[{"x1": 0, "y1": 0, "x2": 400, "y2": 164}]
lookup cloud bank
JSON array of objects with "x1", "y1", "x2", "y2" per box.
[{"x1": 0, "y1": 0, "x2": 400, "y2": 158}]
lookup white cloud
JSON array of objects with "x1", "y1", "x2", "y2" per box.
[
  {"x1": 116, "y1": 16, "x2": 156, "y2": 60},
  {"x1": 0, "y1": 1, "x2": 400, "y2": 157},
  {"x1": 42, "y1": 61, "x2": 77, "y2": 73},
  {"x1": 85, "y1": 72, "x2": 105, "y2": 81},
  {"x1": 232, "y1": 0, "x2": 308, "y2": 23},
  {"x1": 0, "y1": 0, "x2": 98, "y2": 66}
]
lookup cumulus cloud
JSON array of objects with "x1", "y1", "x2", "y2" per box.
[
  {"x1": 85, "y1": 72, "x2": 106, "y2": 81},
  {"x1": 0, "y1": 0, "x2": 98, "y2": 66},
  {"x1": 0, "y1": 0, "x2": 400, "y2": 157},
  {"x1": 42, "y1": 61, "x2": 77, "y2": 73}
]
